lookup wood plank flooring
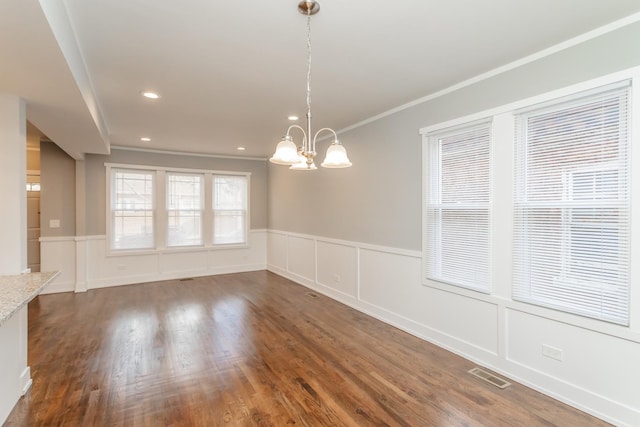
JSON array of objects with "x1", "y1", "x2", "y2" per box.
[{"x1": 4, "y1": 271, "x2": 609, "y2": 426}]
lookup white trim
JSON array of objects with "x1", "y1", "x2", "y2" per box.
[
  {"x1": 110, "y1": 145, "x2": 267, "y2": 162},
  {"x1": 87, "y1": 264, "x2": 267, "y2": 290},
  {"x1": 39, "y1": 236, "x2": 75, "y2": 243},
  {"x1": 337, "y1": 13, "x2": 640, "y2": 138},
  {"x1": 19, "y1": 367, "x2": 32, "y2": 395},
  {"x1": 84, "y1": 234, "x2": 108, "y2": 241},
  {"x1": 513, "y1": 79, "x2": 631, "y2": 115},
  {"x1": 105, "y1": 162, "x2": 252, "y2": 177},
  {"x1": 268, "y1": 229, "x2": 421, "y2": 258}
]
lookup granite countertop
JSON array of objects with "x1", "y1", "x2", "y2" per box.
[{"x1": 0, "y1": 271, "x2": 60, "y2": 327}]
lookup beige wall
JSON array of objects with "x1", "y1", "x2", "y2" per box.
[
  {"x1": 26, "y1": 149, "x2": 40, "y2": 171},
  {"x1": 84, "y1": 149, "x2": 268, "y2": 236},
  {"x1": 40, "y1": 141, "x2": 75, "y2": 237}
]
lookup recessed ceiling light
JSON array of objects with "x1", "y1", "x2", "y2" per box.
[
  {"x1": 288, "y1": 115, "x2": 299, "y2": 121},
  {"x1": 141, "y1": 91, "x2": 160, "y2": 99},
  {"x1": 237, "y1": 146, "x2": 246, "y2": 151},
  {"x1": 140, "y1": 137, "x2": 151, "y2": 142}
]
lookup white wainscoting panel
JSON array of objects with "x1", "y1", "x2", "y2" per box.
[
  {"x1": 39, "y1": 237, "x2": 76, "y2": 294},
  {"x1": 160, "y1": 251, "x2": 208, "y2": 276},
  {"x1": 87, "y1": 240, "x2": 160, "y2": 288},
  {"x1": 359, "y1": 247, "x2": 498, "y2": 356},
  {"x1": 267, "y1": 231, "x2": 287, "y2": 273},
  {"x1": 285, "y1": 235, "x2": 316, "y2": 284},
  {"x1": 0, "y1": 307, "x2": 26, "y2": 425},
  {"x1": 506, "y1": 309, "x2": 640, "y2": 422},
  {"x1": 208, "y1": 231, "x2": 267, "y2": 274},
  {"x1": 358, "y1": 248, "x2": 422, "y2": 312},
  {"x1": 266, "y1": 229, "x2": 640, "y2": 427},
  {"x1": 317, "y1": 241, "x2": 358, "y2": 298}
]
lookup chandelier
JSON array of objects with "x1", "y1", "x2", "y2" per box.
[{"x1": 269, "y1": 1, "x2": 352, "y2": 170}]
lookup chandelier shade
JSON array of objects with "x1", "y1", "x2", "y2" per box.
[
  {"x1": 269, "y1": 136, "x2": 299, "y2": 165},
  {"x1": 290, "y1": 155, "x2": 318, "y2": 170},
  {"x1": 269, "y1": 1, "x2": 352, "y2": 171},
  {"x1": 321, "y1": 140, "x2": 352, "y2": 168}
]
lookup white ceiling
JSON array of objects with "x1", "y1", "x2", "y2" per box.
[{"x1": 2, "y1": 0, "x2": 640, "y2": 159}]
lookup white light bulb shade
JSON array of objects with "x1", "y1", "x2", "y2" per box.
[
  {"x1": 321, "y1": 141, "x2": 352, "y2": 168},
  {"x1": 270, "y1": 137, "x2": 299, "y2": 165},
  {"x1": 290, "y1": 156, "x2": 318, "y2": 170}
]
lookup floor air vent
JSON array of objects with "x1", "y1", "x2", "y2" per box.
[
  {"x1": 468, "y1": 367, "x2": 511, "y2": 389},
  {"x1": 179, "y1": 278, "x2": 194, "y2": 281},
  {"x1": 307, "y1": 292, "x2": 318, "y2": 298}
]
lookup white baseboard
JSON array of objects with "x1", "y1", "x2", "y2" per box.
[
  {"x1": 40, "y1": 280, "x2": 75, "y2": 295},
  {"x1": 19, "y1": 367, "x2": 31, "y2": 396},
  {"x1": 87, "y1": 263, "x2": 267, "y2": 289}
]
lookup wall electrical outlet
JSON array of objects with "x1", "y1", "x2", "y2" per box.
[
  {"x1": 332, "y1": 273, "x2": 341, "y2": 283},
  {"x1": 49, "y1": 219, "x2": 60, "y2": 228},
  {"x1": 542, "y1": 344, "x2": 563, "y2": 361}
]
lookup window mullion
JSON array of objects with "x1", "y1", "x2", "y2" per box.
[
  {"x1": 203, "y1": 173, "x2": 213, "y2": 246},
  {"x1": 156, "y1": 170, "x2": 166, "y2": 250}
]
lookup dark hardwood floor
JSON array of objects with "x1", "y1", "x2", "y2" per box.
[{"x1": 4, "y1": 271, "x2": 608, "y2": 426}]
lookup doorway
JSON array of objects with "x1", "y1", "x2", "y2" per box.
[{"x1": 27, "y1": 172, "x2": 41, "y2": 272}]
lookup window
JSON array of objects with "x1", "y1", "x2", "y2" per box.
[
  {"x1": 213, "y1": 175, "x2": 248, "y2": 245},
  {"x1": 110, "y1": 169, "x2": 155, "y2": 250},
  {"x1": 167, "y1": 173, "x2": 203, "y2": 247},
  {"x1": 107, "y1": 165, "x2": 250, "y2": 251},
  {"x1": 424, "y1": 121, "x2": 491, "y2": 293},
  {"x1": 513, "y1": 81, "x2": 630, "y2": 325}
]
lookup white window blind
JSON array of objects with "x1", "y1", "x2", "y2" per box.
[
  {"x1": 111, "y1": 169, "x2": 154, "y2": 250},
  {"x1": 167, "y1": 173, "x2": 204, "y2": 247},
  {"x1": 213, "y1": 175, "x2": 248, "y2": 245},
  {"x1": 513, "y1": 81, "x2": 630, "y2": 325},
  {"x1": 425, "y1": 122, "x2": 491, "y2": 292}
]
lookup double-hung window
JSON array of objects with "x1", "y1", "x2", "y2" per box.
[
  {"x1": 213, "y1": 175, "x2": 248, "y2": 245},
  {"x1": 110, "y1": 168, "x2": 155, "y2": 250},
  {"x1": 424, "y1": 121, "x2": 491, "y2": 293},
  {"x1": 513, "y1": 81, "x2": 630, "y2": 325},
  {"x1": 167, "y1": 173, "x2": 204, "y2": 247}
]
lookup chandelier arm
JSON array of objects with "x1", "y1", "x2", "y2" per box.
[
  {"x1": 312, "y1": 127, "x2": 338, "y2": 150},
  {"x1": 286, "y1": 124, "x2": 307, "y2": 141}
]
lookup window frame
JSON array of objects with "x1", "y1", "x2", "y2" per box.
[
  {"x1": 166, "y1": 172, "x2": 205, "y2": 248},
  {"x1": 108, "y1": 167, "x2": 156, "y2": 251},
  {"x1": 512, "y1": 81, "x2": 631, "y2": 325},
  {"x1": 106, "y1": 163, "x2": 250, "y2": 255},
  {"x1": 423, "y1": 119, "x2": 493, "y2": 294},
  {"x1": 212, "y1": 174, "x2": 249, "y2": 246}
]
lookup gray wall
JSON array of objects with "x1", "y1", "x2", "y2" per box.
[
  {"x1": 269, "y1": 21, "x2": 640, "y2": 251},
  {"x1": 84, "y1": 149, "x2": 268, "y2": 236},
  {"x1": 40, "y1": 141, "x2": 76, "y2": 237}
]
